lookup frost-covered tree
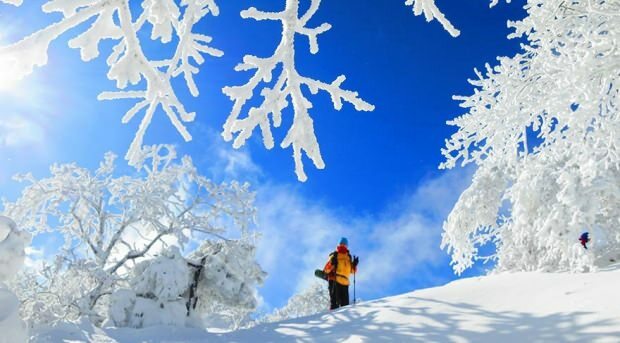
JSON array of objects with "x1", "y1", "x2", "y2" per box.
[
  {"x1": 440, "y1": 0, "x2": 620, "y2": 274},
  {"x1": 262, "y1": 282, "x2": 329, "y2": 323},
  {"x1": 2, "y1": 145, "x2": 255, "y2": 323},
  {"x1": 0, "y1": 216, "x2": 30, "y2": 342},
  {"x1": 107, "y1": 234, "x2": 265, "y2": 329}
]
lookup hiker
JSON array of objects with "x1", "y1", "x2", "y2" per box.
[
  {"x1": 580, "y1": 232, "x2": 590, "y2": 249},
  {"x1": 323, "y1": 237, "x2": 359, "y2": 310}
]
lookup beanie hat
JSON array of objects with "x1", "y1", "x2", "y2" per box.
[{"x1": 339, "y1": 237, "x2": 348, "y2": 246}]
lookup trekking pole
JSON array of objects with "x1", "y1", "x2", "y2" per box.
[{"x1": 353, "y1": 272, "x2": 356, "y2": 305}]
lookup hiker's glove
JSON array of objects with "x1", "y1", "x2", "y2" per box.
[{"x1": 353, "y1": 256, "x2": 359, "y2": 267}]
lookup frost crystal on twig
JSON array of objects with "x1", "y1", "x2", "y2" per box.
[
  {"x1": 222, "y1": 0, "x2": 374, "y2": 182},
  {"x1": 0, "y1": 0, "x2": 223, "y2": 166}
]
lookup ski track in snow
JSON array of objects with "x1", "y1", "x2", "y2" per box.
[{"x1": 32, "y1": 266, "x2": 620, "y2": 342}]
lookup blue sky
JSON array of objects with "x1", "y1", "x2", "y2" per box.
[{"x1": 0, "y1": 1, "x2": 525, "y2": 312}]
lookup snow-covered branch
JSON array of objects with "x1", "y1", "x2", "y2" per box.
[
  {"x1": 0, "y1": 0, "x2": 222, "y2": 167},
  {"x1": 404, "y1": 0, "x2": 460, "y2": 37},
  {"x1": 222, "y1": 0, "x2": 374, "y2": 182},
  {"x1": 404, "y1": 0, "x2": 510, "y2": 38}
]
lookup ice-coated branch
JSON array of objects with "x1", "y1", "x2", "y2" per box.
[
  {"x1": 405, "y1": 0, "x2": 460, "y2": 37},
  {"x1": 223, "y1": 0, "x2": 374, "y2": 182},
  {"x1": 405, "y1": 0, "x2": 510, "y2": 38},
  {"x1": 0, "y1": 0, "x2": 222, "y2": 167}
]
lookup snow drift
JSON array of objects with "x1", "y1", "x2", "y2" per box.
[{"x1": 32, "y1": 266, "x2": 620, "y2": 342}]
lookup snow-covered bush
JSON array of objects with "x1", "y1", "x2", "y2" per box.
[
  {"x1": 0, "y1": 216, "x2": 30, "y2": 343},
  {"x1": 107, "y1": 234, "x2": 265, "y2": 329},
  {"x1": 188, "y1": 235, "x2": 266, "y2": 314},
  {"x1": 3, "y1": 145, "x2": 256, "y2": 324},
  {"x1": 440, "y1": 0, "x2": 620, "y2": 274},
  {"x1": 107, "y1": 247, "x2": 189, "y2": 328},
  {"x1": 262, "y1": 282, "x2": 329, "y2": 323}
]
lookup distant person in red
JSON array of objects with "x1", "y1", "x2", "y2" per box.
[
  {"x1": 323, "y1": 237, "x2": 358, "y2": 310},
  {"x1": 579, "y1": 232, "x2": 590, "y2": 249}
]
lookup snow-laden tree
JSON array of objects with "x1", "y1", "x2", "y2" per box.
[
  {"x1": 0, "y1": 216, "x2": 30, "y2": 342},
  {"x1": 0, "y1": 0, "x2": 222, "y2": 166},
  {"x1": 440, "y1": 0, "x2": 620, "y2": 274},
  {"x1": 2, "y1": 145, "x2": 255, "y2": 323},
  {"x1": 107, "y1": 234, "x2": 265, "y2": 329},
  {"x1": 262, "y1": 282, "x2": 329, "y2": 323},
  {"x1": 0, "y1": 0, "x2": 483, "y2": 181}
]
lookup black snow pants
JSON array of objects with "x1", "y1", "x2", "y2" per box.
[{"x1": 328, "y1": 280, "x2": 349, "y2": 310}]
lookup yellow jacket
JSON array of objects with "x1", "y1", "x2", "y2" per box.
[{"x1": 323, "y1": 245, "x2": 356, "y2": 286}]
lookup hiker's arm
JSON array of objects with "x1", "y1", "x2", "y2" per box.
[{"x1": 323, "y1": 259, "x2": 333, "y2": 274}]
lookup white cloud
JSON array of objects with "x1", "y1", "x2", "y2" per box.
[
  {"x1": 190, "y1": 125, "x2": 262, "y2": 182},
  {"x1": 217, "y1": 147, "x2": 261, "y2": 179},
  {"x1": 0, "y1": 114, "x2": 44, "y2": 147},
  {"x1": 253, "y1": 167, "x2": 475, "y2": 307}
]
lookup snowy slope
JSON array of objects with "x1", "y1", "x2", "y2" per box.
[{"x1": 32, "y1": 267, "x2": 620, "y2": 342}]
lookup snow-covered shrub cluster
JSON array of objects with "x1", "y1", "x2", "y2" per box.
[
  {"x1": 0, "y1": 216, "x2": 30, "y2": 343},
  {"x1": 440, "y1": 0, "x2": 620, "y2": 274},
  {"x1": 262, "y1": 282, "x2": 329, "y2": 323},
  {"x1": 188, "y1": 235, "x2": 266, "y2": 313},
  {"x1": 107, "y1": 247, "x2": 189, "y2": 328},
  {"x1": 107, "y1": 234, "x2": 265, "y2": 329},
  {"x1": 3, "y1": 145, "x2": 257, "y2": 325}
]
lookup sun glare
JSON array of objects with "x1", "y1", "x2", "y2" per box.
[{"x1": 0, "y1": 61, "x2": 22, "y2": 92}]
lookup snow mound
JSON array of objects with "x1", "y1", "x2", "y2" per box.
[
  {"x1": 32, "y1": 267, "x2": 620, "y2": 342},
  {"x1": 0, "y1": 216, "x2": 29, "y2": 281},
  {"x1": 0, "y1": 216, "x2": 30, "y2": 343}
]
